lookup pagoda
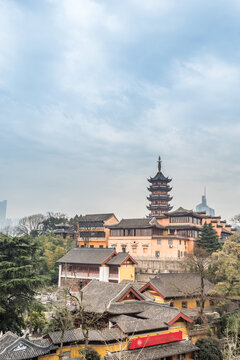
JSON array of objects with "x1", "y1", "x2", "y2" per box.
[{"x1": 147, "y1": 156, "x2": 173, "y2": 217}]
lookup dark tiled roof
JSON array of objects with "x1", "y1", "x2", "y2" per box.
[
  {"x1": 148, "y1": 171, "x2": 171, "y2": 182},
  {"x1": 167, "y1": 207, "x2": 203, "y2": 218},
  {"x1": 0, "y1": 337, "x2": 52, "y2": 360},
  {"x1": 47, "y1": 328, "x2": 124, "y2": 345},
  {"x1": 106, "y1": 340, "x2": 198, "y2": 360},
  {"x1": 145, "y1": 273, "x2": 214, "y2": 299},
  {"x1": 0, "y1": 332, "x2": 18, "y2": 353},
  {"x1": 112, "y1": 315, "x2": 168, "y2": 333},
  {"x1": 107, "y1": 253, "x2": 137, "y2": 266},
  {"x1": 81, "y1": 213, "x2": 116, "y2": 222},
  {"x1": 81, "y1": 280, "x2": 145, "y2": 312},
  {"x1": 108, "y1": 301, "x2": 152, "y2": 315},
  {"x1": 57, "y1": 248, "x2": 115, "y2": 265},
  {"x1": 108, "y1": 217, "x2": 163, "y2": 229}
]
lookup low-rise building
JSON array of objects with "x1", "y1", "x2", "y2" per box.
[
  {"x1": 140, "y1": 273, "x2": 214, "y2": 310},
  {"x1": 107, "y1": 207, "x2": 235, "y2": 259},
  {"x1": 77, "y1": 213, "x2": 118, "y2": 248},
  {"x1": 57, "y1": 248, "x2": 137, "y2": 289}
]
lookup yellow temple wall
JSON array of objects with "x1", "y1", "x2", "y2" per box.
[{"x1": 119, "y1": 264, "x2": 135, "y2": 282}]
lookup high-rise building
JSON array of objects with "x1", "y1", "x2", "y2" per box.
[
  {"x1": 196, "y1": 190, "x2": 215, "y2": 216},
  {"x1": 147, "y1": 156, "x2": 173, "y2": 217},
  {"x1": 0, "y1": 200, "x2": 7, "y2": 220}
]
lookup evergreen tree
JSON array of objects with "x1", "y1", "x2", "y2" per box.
[
  {"x1": 0, "y1": 235, "x2": 44, "y2": 334},
  {"x1": 196, "y1": 338, "x2": 223, "y2": 360},
  {"x1": 197, "y1": 223, "x2": 221, "y2": 254}
]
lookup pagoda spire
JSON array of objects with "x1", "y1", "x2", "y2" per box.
[{"x1": 158, "y1": 156, "x2": 161, "y2": 173}]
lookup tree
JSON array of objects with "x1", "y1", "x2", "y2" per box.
[
  {"x1": 41, "y1": 212, "x2": 68, "y2": 234},
  {"x1": 196, "y1": 338, "x2": 223, "y2": 360},
  {"x1": 185, "y1": 247, "x2": 211, "y2": 323},
  {"x1": 197, "y1": 223, "x2": 221, "y2": 254},
  {"x1": 211, "y1": 234, "x2": 240, "y2": 298},
  {"x1": 37, "y1": 234, "x2": 73, "y2": 284},
  {"x1": 0, "y1": 235, "x2": 44, "y2": 334},
  {"x1": 86, "y1": 348, "x2": 100, "y2": 360},
  {"x1": 16, "y1": 213, "x2": 45, "y2": 236}
]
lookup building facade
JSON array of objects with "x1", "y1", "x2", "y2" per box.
[
  {"x1": 108, "y1": 207, "x2": 235, "y2": 259},
  {"x1": 57, "y1": 248, "x2": 137, "y2": 289},
  {"x1": 77, "y1": 213, "x2": 118, "y2": 248}
]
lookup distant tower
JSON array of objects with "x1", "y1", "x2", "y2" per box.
[
  {"x1": 147, "y1": 156, "x2": 173, "y2": 217},
  {"x1": 196, "y1": 189, "x2": 215, "y2": 216},
  {"x1": 0, "y1": 200, "x2": 7, "y2": 220}
]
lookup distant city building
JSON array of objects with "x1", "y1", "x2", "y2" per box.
[
  {"x1": 0, "y1": 200, "x2": 7, "y2": 220},
  {"x1": 196, "y1": 190, "x2": 215, "y2": 216},
  {"x1": 147, "y1": 156, "x2": 173, "y2": 217}
]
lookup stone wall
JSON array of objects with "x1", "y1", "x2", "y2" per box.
[{"x1": 135, "y1": 257, "x2": 187, "y2": 282}]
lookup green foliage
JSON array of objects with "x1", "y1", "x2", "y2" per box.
[
  {"x1": 211, "y1": 235, "x2": 240, "y2": 297},
  {"x1": 25, "y1": 310, "x2": 47, "y2": 333},
  {"x1": 0, "y1": 235, "x2": 44, "y2": 334},
  {"x1": 197, "y1": 223, "x2": 221, "y2": 254},
  {"x1": 41, "y1": 212, "x2": 68, "y2": 233},
  {"x1": 196, "y1": 338, "x2": 223, "y2": 360},
  {"x1": 36, "y1": 234, "x2": 72, "y2": 284},
  {"x1": 85, "y1": 348, "x2": 100, "y2": 360}
]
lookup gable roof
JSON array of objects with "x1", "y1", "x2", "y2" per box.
[
  {"x1": 81, "y1": 280, "x2": 145, "y2": 312},
  {"x1": 140, "y1": 273, "x2": 214, "y2": 299},
  {"x1": 57, "y1": 248, "x2": 116, "y2": 265},
  {"x1": 167, "y1": 207, "x2": 203, "y2": 218},
  {"x1": 107, "y1": 253, "x2": 138, "y2": 266},
  {"x1": 112, "y1": 315, "x2": 168, "y2": 334},
  {"x1": 108, "y1": 217, "x2": 163, "y2": 229},
  {"x1": 80, "y1": 213, "x2": 116, "y2": 222},
  {"x1": 0, "y1": 336, "x2": 52, "y2": 360}
]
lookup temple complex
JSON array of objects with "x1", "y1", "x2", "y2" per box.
[{"x1": 147, "y1": 156, "x2": 173, "y2": 217}]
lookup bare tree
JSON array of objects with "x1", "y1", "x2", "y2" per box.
[
  {"x1": 184, "y1": 247, "x2": 211, "y2": 323},
  {"x1": 16, "y1": 213, "x2": 45, "y2": 236}
]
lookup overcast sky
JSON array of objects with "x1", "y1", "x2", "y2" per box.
[{"x1": 1, "y1": 0, "x2": 240, "y2": 221}]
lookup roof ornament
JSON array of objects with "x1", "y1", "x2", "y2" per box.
[{"x1": 158, "y1": 156, "x2": 161, "y2": 173}]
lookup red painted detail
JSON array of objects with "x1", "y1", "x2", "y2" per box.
[
  {"x1": 168, "y1": 312, "x2": 193, "y2": 325},
  {"x1": 139, "y1": 282, "x2": 165, "y2": 299},
  {"x1": 117, "y1": 288, "x2": 145, "y2": 302},
  {"x1": 130, "y1": 331, "x2": 183, "y2": 349},
  {"x1": 120, "y1": 255, "x2": 138, "y2": 266},
  {"x1": 101, "y1": 250, "x2": 117, "y2": 265}
]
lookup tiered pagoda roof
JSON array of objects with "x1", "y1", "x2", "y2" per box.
[{"x1": 147, "y1": 156, "x2": 173, "y2": 217}]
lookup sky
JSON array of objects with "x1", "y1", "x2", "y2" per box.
[{"x1": 0, "y1": 0, "x2": 240, "y2": 221}]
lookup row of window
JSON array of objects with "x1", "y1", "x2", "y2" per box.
[
  {"x1": 80, "y1": 245, "x2": 104, "y2": 248},
  {"x1": 170, "y1": 216, "x2": 201, "y2": 224},
  {"x1": 169, "y1": 300, "x2": 215, "y2": 308}
]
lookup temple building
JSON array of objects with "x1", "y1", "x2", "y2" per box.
[
  {"x1": 77, "y1": 213, "x2": 118, "y2": 248},
  {"x1": 147, "y1": 156, "x2": 173, "y2": 217},
  {"x1": 196, "y1": 189, "x2": 215, "y2": 216}
]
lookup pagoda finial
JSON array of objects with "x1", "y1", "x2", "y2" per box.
[{"x1": 158, "y1": 156, "x2": 161, "y2": 173}]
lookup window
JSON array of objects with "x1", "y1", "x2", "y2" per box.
[
  {"x1": 121, "y1": 245, "x2": 126, "y2": 252},
  {"x1": 99, "y1": 245, "x2": 103, "y2": 248},
  {"x1": 168, "y1": 239, "x2": 173, "y2": 247},
  {"x1": 157, "y1": 239, "x2": 161, "y2": 245},
  {"x1": 90, "y1": 245, "x2": 94, "y2": 248},
  {"x1": 196, "y1": 300, "x2": 200, "y2": 307},
  {"x1": 67, "y1": 265, "x2": 72, "y2": 272},
  {"x1": 81, "y1": 245, "x2": 84, "y2": 248},
  {"x1": 182, "y1": 301, "x2": 188, "y2": 308},
  {"x1": 170, "y1": 302, "x2": 174, "y2": 307},
  {"x1": 179, "y1": 240, "x2": 181, "y2": 245},
  {"x1": 155, "y1": 251, "x2": 160, "y2": 258}
]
